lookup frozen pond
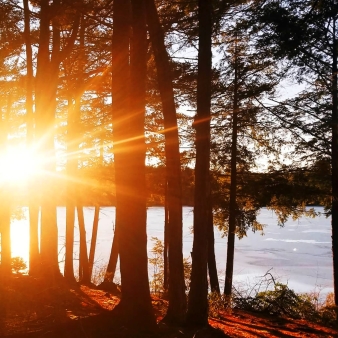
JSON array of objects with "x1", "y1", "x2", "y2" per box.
[{"x1": 11, "y1": 206, "x2": 333, "y2": 295}]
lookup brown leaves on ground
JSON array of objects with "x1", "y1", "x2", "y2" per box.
[{"x1": 0, "y1": 275, "x2": 337, "y2": 337}]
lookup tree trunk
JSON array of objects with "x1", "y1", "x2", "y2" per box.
[
  {"x1": 331, "y1": 17, "x2": 338, "y2": 307},
  {"x1": 64, "y1": 94, "x2": 76, "y2": 283},
  {"x1": 0, "y1": 95, "x2": 12, "y2": 278},
  {"x1": 64, "y1": 196, "x2": 76, "y2": 282},
  {"x1": 23, "y1": 0, "x2": 40, "y2": 277},
  {"x1": 88, "y1": 205, "x2": 99, "y2": 279},
  {"x1": 163, "y1": 181, "x2": 169, "y2": 293},
  {"x1": 145, "y1": 0, "x2": 186, "y2": 325},
  {"x1": 0, "y1": 198, "x2": 11, "y2": 277},
  {"x1": 224, "y1": 37, "x2": 239, "y2": 297},
  {"x1": 35, "y1": 0, "x2": 79, "y2": 281},
  {"x1": 111, "y1": 0, "x2": 156, "y2": 329},
  {"x1": 186, "y1": 0, "x2": 213, "y2": 327},
  {"x1": 207, "y1": 200, "x2": 220, "y2": 294},
  {"x1": 104, "y1": 224, "x2": 119, "y2": 282},
  {"x1": 35, "y1": 0, "x2": 60, "y2": 281},
  {"x1": 64, "y1": 14, "x2": 85, "y2": 283},
  {"x1": 28, "y1": 205, "x2": 39, "y2": 276},
  {"x1": 77, "y1": 206, "x2": 90, "y2": 283}
]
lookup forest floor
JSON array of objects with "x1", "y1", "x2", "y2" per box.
[{"x1": 0, "y1": 275, "x2": 337, "y2": 338}]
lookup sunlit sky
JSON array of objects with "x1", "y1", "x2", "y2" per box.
[{"x1": 0, "y1": 146, "x2": 41, "y2": 184}]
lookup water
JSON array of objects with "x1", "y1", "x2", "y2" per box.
[{"x1": 10, "y1": 206, "x2": 333, "y2": 295}]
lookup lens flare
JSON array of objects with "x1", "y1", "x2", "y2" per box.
[{"x1": 0, "y1": 146, "x2": 41, "y2": 184}]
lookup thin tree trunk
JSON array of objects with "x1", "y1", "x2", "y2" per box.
[
  {"x1": 104, "y1": 154, "x2": 118, "y2": 283},
  {"x1": 65, "y1": 15, "x2": 86, "y2": 283},
  {"x1": 0, "y1": 205, "x2": 11, "y2": 277},
  {"x1": 104, "y1": 225, "x2": 119, "y2": 282},
  {"x1": 207, "y1": 200, "x2": 220, "y2": 293},
  {"x1": 23, "y1": 0, "x2": 40, "y2": 277},
  {"x1": 0, "y1": 95, "x2": 12, "y2": 277},
  {"x1": 224, "y1": 38, "x2": 239, "y2": 297},
  {"x1": 28, "y1": 205, "x2": 39, "y2": 275},
  {"x1": 186, "y1": 0, "x2": 213, "y2": 327},
  {"x1": 77, "y1": 206, "x2": 90, "y2": 283},
  {"x1": 64, "y1": 196, "x2": 76, "y2": 282},
  {"x1": 163, "y1": 181, "x2": 169, "y2": 293},
  {"x1": 64, "y1": 13, "x2": 86, "y2": 283},
  {"x1": 88, "y1": 205, "x2": 99, "y2": 279},
  {"x1": 145, "y1": 0, "x2": 186, "y2": 324},
  {"x1": 64, "y1": 93, "x2": 76, "y2": 283},
  {"x1": 331, "y1": 16, "x2": 338, "y2": 307}
]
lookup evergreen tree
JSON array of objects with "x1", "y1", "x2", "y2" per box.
[
  {"x1": 254, "y1": 0, "x2": 338, "y2": 305},
  {"x1": 111, "y1": 0, "x2": 155, "y2": 328},
  {"x1": 23, "y1": 0, "x2": 40, "y2": 278},
  {"x1": 145, "y1": 0, "x2": 187, "y2": 325},
  {"x1": 186, "y1": 0, "x2": 213, "y2": 327}
]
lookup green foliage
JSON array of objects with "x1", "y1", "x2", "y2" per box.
[
  {"x1": 148, "y1": 237, "x2": 192, "y2": 296},
  {"x1": 208, "y1": 292, "x2": 228, "y2": 318},
  {"x1": 183, "y1": 257, "x2": 192, "y2": 293},
  {"x1": 248, "y1": 282, "x2": 317, "y2": 318},
  {"x1": 231, "y1": 271, "x2": 337, "y2": 326},
  {"x1": 207, "y1": 272, "x2": 337, "y2": 326},
  {"x1": 11, "y1": 257, "x2": 27, "y2": 274},
  {"x1": 213, "y1": 163, "x2": 329, "y2": 239},
  {"x1": 149, "y1": 237, "x2": 165, "y2": 296}
]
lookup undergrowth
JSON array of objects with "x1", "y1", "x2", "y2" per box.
[{"x1": 208, "y1": 270, "x2": 337, "y2": 327}]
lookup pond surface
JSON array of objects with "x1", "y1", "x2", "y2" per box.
[{"x1": 11, "y1": 206, "x2": 332, "y2": 296}]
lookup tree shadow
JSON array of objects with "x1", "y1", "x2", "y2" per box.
[
  {"x1": 212, "y1": 311, "x2": 337, "y2": 338},
  {"x1": 0, "y1": 275, "x2": 114, "y2": 337}
]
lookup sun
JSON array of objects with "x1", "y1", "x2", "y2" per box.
[{"x1": 0, "y1": 146, "x2": 41, "y2": 184}]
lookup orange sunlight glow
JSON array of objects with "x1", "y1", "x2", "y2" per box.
[
  {"x1": 11, "y1": 215, "x2": 30, "y2": 271},
  {"x1": 0, "y1": 146, "x2": 41, "y2": 184}
]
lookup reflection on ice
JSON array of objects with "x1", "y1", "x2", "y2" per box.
[
  {"x1": 265, "y1": 238, "x2": 330, "y2": 244},
  {"x1": 302, "y1": 229, "x2": 331, "y2": 233}
]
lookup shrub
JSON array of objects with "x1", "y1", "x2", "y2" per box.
[
  {"x1": 231, "y1": 271, "x2": 337, "y2": 326},
  {"x1": 148, "y1": 237, "x2": 192, "y2": 296},
  {"x1": 208, "y1": 292, "x2": 228, "y2": 318},
  {"x1": 11, "y1": 257, "x2": 27, "y2": 274}
]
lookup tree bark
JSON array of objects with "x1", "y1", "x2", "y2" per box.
[
  {"x1": 112, "y1": 0, "x2": 155, "y2": 329},
  {"x1": 331, "y1": 16, "x2": 338, "y2": 307},
  {"x1": 104, "y1": 224, "x2": 119, "y2": 282},
  {"x1": 0, "y1": 95, "x2": 12, "y2": 278},
  {"x1": 207, "y1": 200, "x2": 220, "y2": 294},
  {"x1": 163, "y1": 182, "x2": 169, "y2": 293},
  {"x1": 186, "y1": 0, "x2": 213, "y2": 327},
  {"x1": 35, "y1": 0, "x2": 60, "y2": 281},
  {"x1": 224, "y1": 37, "x2": 239, "y2": 297},
  {"x1": 35, "y1": 0, "x2": 79, "y2": 281},
  {"x1": 145, "y1": 0, "x2": 186, "y2": 325},
  {"x1": 23, "y1": 0, "x2": 40, "y2": 277},
  {"x1": 64, "y1": 199, "x2": 76, "y2": 282},
  {"x1": 77, "y1": 206, "x2": 90, "y2": 283},
  {"x1": 88, "y1": 205, "x2": 99, "y2": 279},
  {"x1": 0, "y1": 204, "x2": 11, "y2": 277},
  {"x1": 64, "y1": 14, "x2": 85, "y2": 283},
  {"x1": 64, "y1": 94, "x2": 76, "y2": 283}
]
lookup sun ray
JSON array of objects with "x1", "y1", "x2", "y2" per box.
[{"x1": 0, "y1": 145, "x2": 42, "y2": 184}]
